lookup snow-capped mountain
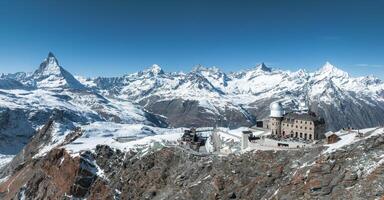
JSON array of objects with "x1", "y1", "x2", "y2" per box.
[
  {"x1": 2, "y1": 52, "x2": 384, "y2": 133},
  {"x1": 1, "y1": 52, "x2": 84, "y2": 89},
  {"x1": 30, "y1": 52, "x2": 85, "y2": 89},
  {"x1": 0, "y1": 53, "x2": 166, "y2": 157},
  {"x1": 80, "y1": 61, "x2": 384, "y2": 130},
  {"x1": 1, "y1": 53, "x2": 384, "y2": 199}
]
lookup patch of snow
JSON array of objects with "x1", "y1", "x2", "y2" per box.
[
  {"x1": 0, "y1": 154, "x2": 14, "y2": 169},
  {"x1": 323, "y1": 131, "x2": 358, "y2": 154},
  {"x1": 65, "y1": 122, "x2": 183, "y2": 154}
]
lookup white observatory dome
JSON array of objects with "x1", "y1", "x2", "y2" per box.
[{"x1": 270, "y1": 102, "x2": 284, "y2": 117}]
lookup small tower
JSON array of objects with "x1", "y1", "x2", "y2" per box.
[
  {"x1": 269, "y1": 102, "x2": 284, "y2": 136},
  {"x1": 241, "y1": 131, "x2": 251, "y2": 150}
]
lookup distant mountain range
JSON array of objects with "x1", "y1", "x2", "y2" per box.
[
  {"x1": 1, "y1": 52, "x2": 384, "y2": 139},
  {"x1": 82, "y1": 58, "x2": 384, "y2": 131},
  {"x1": 1, "y1": 52, "x2": 384, "y2": 199}
]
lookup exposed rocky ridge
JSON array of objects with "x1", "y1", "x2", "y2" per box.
[
  {"x1": 1, "y1": 128, "x2": 384, "y2": 199},
  {"x1": 0, "y1": 109, "x2": 80, "y2": 178}
]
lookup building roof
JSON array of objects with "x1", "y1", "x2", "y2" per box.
[
  {"x1": 325, "y1": 130, "x2": 350, "y2": 137},
  {"x1": 282, "y1": 112, "x2": 325, "y2": 125},
  {"x1": 325, "y1": 131, "x2": 337, "y2": 137}
]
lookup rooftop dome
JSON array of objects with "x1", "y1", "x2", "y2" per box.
[{"x1": 270, "y1": 102, "x2": 284, "y2": 117}]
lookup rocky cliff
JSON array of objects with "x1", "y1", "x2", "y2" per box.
[{"x1": 1, "y1": 126, "x2": 383, "y2": 199}]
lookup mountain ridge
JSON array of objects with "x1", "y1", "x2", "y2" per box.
[{"x1": 1, "y1": 53, "x2": 384, "y2": 131}]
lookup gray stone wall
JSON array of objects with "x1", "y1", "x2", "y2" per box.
[{"x1": 269, "y1": 117, "x2": 282, "y2": 136}]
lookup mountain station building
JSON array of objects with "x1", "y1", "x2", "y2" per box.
[{"x1": 264, "y1": 102, "x2": 326, "y2": 141}]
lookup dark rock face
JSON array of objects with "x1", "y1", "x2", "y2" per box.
[
  {"x1": 2, "y1": 133, "x2": 384, "y2": 199},
  {"x1": 0, "y1": 111, "x2": 79, "y2": 179},
  {"x1": 140, "y1": 97, "x2": 255, "y2": 128},
  {"x1": 309, "y1": 94, "x2": 384, "y2": 131}
]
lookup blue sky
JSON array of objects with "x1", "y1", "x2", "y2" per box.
[{"x1": 0, "y1": 0, "x2": 383, "y2": 78}]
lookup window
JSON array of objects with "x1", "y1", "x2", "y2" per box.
[
  {"x1": 309, "y1": 127, "x2": 312, "y2": 130},
  {"x1": 291, "y1": 125, "x2": 293, "y2": 127},
  {"x1": 309, "y1": 122, "x2": 312, "y2": 125},
  {"x1": 309, "y1": 134, "x2": 312, "y2": 140},
  {"x1": 296, "y1": 125, "x2": 298, "y2": 128},
  {"x1": 305, "y1": 121, "x2": 307, "y2": 124},
  {"x1": 304, "y1": 133, "x2": 307, "y2": 139},
  {"x1": 295, "y1": 132, "x2": 298, "y2": 137},
  {"x1": 300, "y1": 133, "x2": 303, "y2": 138},
  {"x1": 305, "y1": 127, "x2": 307, "y2": 130},
  {"x1": 300, "y1": 121, "x2": 302, "y2": 124},
  {"x1": 300, "y1": 126, "x2": 302, "y2": 129}
]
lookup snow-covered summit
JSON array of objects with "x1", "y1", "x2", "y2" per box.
[
  {"x1": 36, "y1": 52, "x2": 61, "y2": 76},
  {"x1": 146, "y1": 64, "x2": 164, "y2": 76},
  {"x1": 316, "y1": 62, "x2": 349, "y2": 78},
  {"x1": 2, "y1": 53, "x2": 384, "y2": 131},
  {"x1": 31, "y1": 52, "x2": 85, "y2": 89}
]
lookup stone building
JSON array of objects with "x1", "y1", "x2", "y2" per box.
[{"x1": 267, "y1": 102, "x2": 325, "y2": 141}]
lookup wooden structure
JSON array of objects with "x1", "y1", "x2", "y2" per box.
[{"x1": 325, "y1": 131, "x2": 341, "y2": 144}]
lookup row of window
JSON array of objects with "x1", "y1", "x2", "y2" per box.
[
  {"x1": 282, "y1": 131, "x2": 313, "y2": 140},
  {"x1": 285, "y1": 119, "x2": 312, "y2": 125},
  {"x1": 282, "y1": 123, "x2": 312, "y2": 130}
]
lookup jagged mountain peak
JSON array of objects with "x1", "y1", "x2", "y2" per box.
[
  {"x1": 140, "y1": 64, "x2": 165, "y2": 76},
  {"x1": 149, "y1": 64, "x2": 164, "y2": 75},
  {"x1": 35, "y1": 52, "x2": 62, "y2": 76},
  {"x1": 291, "y1": 68, "x2": 309, "y2": 78},
  {"x1": 30, "y1": 52, "x2": 84, "y2": 89},
  {"x1": 316, "y1": 62, "x2": 349, "y2": 77},
  {"x1": 321, "y1": 61, "x2": 336, "y2": 71},
  {"x1": 255, "y1": 62, "x2": 272, "y2": 72}
]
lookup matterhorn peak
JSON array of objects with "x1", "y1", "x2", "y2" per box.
[
  {"x1": 35, "y1": 52, "x2": 62, "y2": 76},
  {"x1": 30, "y1": 52, "x2": 84, "y2": 89},
  {"x1": 47, "y1": 51, "x2": 55, "y2": 58},
  {"x1": 46, "y1": 52, "x2": 59, "y2": 66},
  {"x1": 256, "y1": 62, "x2": 272, "y2": 72}
]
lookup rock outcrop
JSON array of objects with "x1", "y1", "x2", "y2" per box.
[{"x1": 1, "y1": 132, "x2": 384, "y2": 199}]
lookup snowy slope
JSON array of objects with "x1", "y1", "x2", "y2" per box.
[
  {"x1": 81, "y1": 62, "x2": 384, "y2": 130},
  {"x1": 2, "y1": 52, "x2": 384, "y2": 161},
  {"x1": 0, "y1": 54, "x2": 166, "y2": 166}
]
